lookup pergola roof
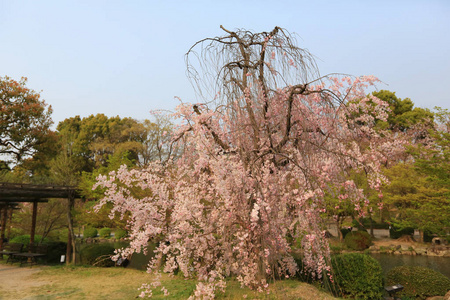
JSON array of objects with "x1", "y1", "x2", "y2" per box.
[{"x1": 0, "y1": 182, "x2": 81, "y2": 204}]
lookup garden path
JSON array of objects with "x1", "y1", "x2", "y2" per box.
[{"x1": 0, "y1": 264, "x2": 48, "y2": 292}]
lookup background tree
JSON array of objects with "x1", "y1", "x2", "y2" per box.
[
  {"x1": 0, "y1": 76, "x2": 53, "y2": 167},
  {"x1": 382, "y1": 163, "x2": 449, "y2": 241},
  {"x1": 138, "y1": 115, "x2": 179, "y2": 166},
  {"x1": 372, "y1": 90, "x2": 434, "y2": 134},
  {"x1": 56, "y1": 114, "x2": 145, "y2": 173}
]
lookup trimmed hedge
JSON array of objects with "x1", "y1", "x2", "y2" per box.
[
  {"x1": 340, "y1": 228, "x2": 352, "y2": 239},
  {"x1": 99, "y1": 228, "x2": 111, "y2": 238},
  {"x1": 326, "y1": 253, "x2": 383, "y2": 300},
  {"x1": 114, "y1": 229, "x2": 127, "y2": 239},
  {"x1": 80, "y1": 243, "x2": 115, "y2": 267},
  {"x1": 344, "y1": 231, "x2": 372, "y2": 251},
  {"x1": 46, "y1": 241, "x2": 67, "y2": 264},
  {"x1": 83, "y1": 227, "x2": 98, "y2": 238},
  {"x1": 10, "y1": 234, "x2": 48, "y2": 245},
  {"x1": 386, "y1": 266, "x2": 450, "y2": 299}
]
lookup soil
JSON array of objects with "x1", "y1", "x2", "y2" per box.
[
  {"x1": 372, "y1": 235, "x2": 422, "y2": 248},
  {"x1": 0, "y1": 264, "x2": 48, "y2": 289}
]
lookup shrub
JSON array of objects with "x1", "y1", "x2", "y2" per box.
[
  {"x1": 45, "y1": 241, "x2": 67, "y2": 264},
  {"x1": 83, "y1": 227, "x2": 98, "y2": 238},
  {"x1": 99, "y1": 228, "x2": 111, "y2": 238},
  {"x1": 340, "y1": 227, "x2": 352, "y2": 239},
  {"x1": 326, "y1": 253, "x2": 383, "y2": 300},
  {"x1": 80, "y1": 243, "x2": 115, "y2": 267},
  {"x1": 344, "y1": 231, "x2": 372, "y2": 251},
  {"x1": 389, "y1": 226, "x2": 414, "y2": 239},
  {"x1": 10, "y1": 234, "x2": 48, "y2": 246},
  {"x1": 386, "y1": 266, "x2": 450, "y2": 299},
  {"x1": 114, "y1": 229, "x2": 127, "y2": 239}
]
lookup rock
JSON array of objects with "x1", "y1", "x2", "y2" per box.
[
  {"x1": 401, "y1": 245, "x2": 411, "y2": 251},
  {"x1": 398, "y1": 235, "x2": 416, "y2": 243},
  {"x1": 444, "y1": 290, "x2": 450, "y2": 300},
  {"x1": 415, "y1": 247, "x2": 427, "y2": 255},
  {"x1": 426, "y1": 296, "x2": 443, "y2": 300}
]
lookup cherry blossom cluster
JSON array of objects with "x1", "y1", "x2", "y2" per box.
[{"x1": 94, "y1": 76, "x2": 399, "y2": 298}]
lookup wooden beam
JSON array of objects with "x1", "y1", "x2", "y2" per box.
[{"x1": 0, "y1": 206, "x2": 7, "y2": 256}]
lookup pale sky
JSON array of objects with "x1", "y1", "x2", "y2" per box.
[{"x1": 1, "y1": 0, "x2": 449, "y2": 127}]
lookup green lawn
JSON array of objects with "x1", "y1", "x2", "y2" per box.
[{"x1": 0, "y1": 264, "x2": 340, "y2": 299}]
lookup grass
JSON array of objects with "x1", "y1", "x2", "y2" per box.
[{"x1": 0, "y1": 264, "x2": 340, "y2": 300}]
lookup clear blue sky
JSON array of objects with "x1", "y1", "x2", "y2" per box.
[{"x1": 1, "y1": 0, "x2": 449, "y2": 127}]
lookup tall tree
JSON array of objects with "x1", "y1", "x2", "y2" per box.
[
  {"x1": 372, "y1": 90, "x2": 434, "y2": 133},
  {"x1": 0, "y1": 76, "x2": 53, "y2": 167},
  {"x1": 95, "y1": 27, "x2": 396, "y2": 298},
  {"x1": 56, "y1": 114, "x2": 146, "y2": 173}
]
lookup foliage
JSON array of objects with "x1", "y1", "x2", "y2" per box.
[
  {"x1": 386, "y1": 266, "x2": 450, "y2": 299},
  {"x1": 10, "y1": 234, "x2": 48, "y2": 245},
  {"x1": 10, "y1": 199, "x2": 67, "y2": 241},
  {"x1": 95, "y1": 27, "x2": 397, "y2": 298},
  {"x1": 0, "y1": 76, "x2": 54, "y2": 166},
  {"x1": 389, "y1": 225, "x2": 415, "y2": 239},
  {"x1": 383, "y1": 162, "x2": 450, "y2": 240},
  {"x1": 83, "y1": 227, "x2": 98, "y2": 238},
  {"x1": 326, "y1": 253, "x2": 383, "y2": 300},
  {"x1": 99, "y1": 227, "x2": 111, "y2": 238},
  {"x1": 339, "y1": 228, "x2": 352, "y2": 239},
  {"x1": 79, "y1": 243, "x2": 115, "y2": 267},
  {"x1": 343, "y1": 231, "x2": 373, "y2": 251},
  {"x1": 371, "y1": 90, "x2": 434, "y2": 133},
  {"x1": 114, "y1": 229, "x2": 127, "y2": 239},
  {"x1": 45, "y1": 241, "x2": 68, "y2": 264}
]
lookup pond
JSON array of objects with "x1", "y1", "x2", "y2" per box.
[
  {"x1": 122, "y1": 243, "x2": 450, "y2": 279},
  {"x1": 370, "y1": 253, "x2": 450, "y2": 278}
]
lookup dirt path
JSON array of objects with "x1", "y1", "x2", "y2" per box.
[{"x1": 0, "y1": 264, "x2": 49, "y2": 299}]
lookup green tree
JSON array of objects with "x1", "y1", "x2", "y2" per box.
[
  {"x1": 383, "y1": 163, "x2": 449, "y2": 241},
  {"x1": 0, "y1": 76, "x2": 53, "y2": 167},
  {"x1": 56, "y1": 114, "x2": 146, "y2": 173},
  {"x1": 372, "y1": 90, "x2": 434, "y2": 133}
]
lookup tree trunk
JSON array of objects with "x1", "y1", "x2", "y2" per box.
[
  {"x1": 66, "y1": 194, "x2": 76, "y2": 264},
  {"x1": 336, "y1": 220, "x2": 343, "y2": 242},
  {"x1": 6, "y1": 207, "x2": 13, "y2": 241},
  {"x1": 369, "y1": 214, "x2": 374, "y2": 238}
]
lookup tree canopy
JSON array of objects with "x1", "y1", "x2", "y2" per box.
[
  {"x1": 95, "y1": 26, "x2": 398, "y2": 298},
  {"x1": 0, "y1": 76, "x2": 53, "y2": 167}
]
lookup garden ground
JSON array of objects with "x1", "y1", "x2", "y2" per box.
[{"x1": 0, "y1": 263, "x2": 339, "y2": 300}]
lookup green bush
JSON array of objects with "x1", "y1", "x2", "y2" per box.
[
  {"x1": 344, "y1": 231, "x2": 372, "y2": 251},
  {"x1": 45, "y1": 241, "x2": 67, "y2": 264},
  {"x1": 114, "y1": 229, "x2": 127, "y2": 239},
  {"x1": 389, "y1": 226, "x2": 414, "y2": 239},
  {"x1": 340, "y1": 227, "x2": 352, "y2": 239},
  {"x1": 386, "y1": 266, "x2": 450, "y2": 299},
  {"x1": 10, "y1": 234, "x2": 48, "y2": 246},
  {"x1": 83, "y1": 227, "x2": 98, "y2": 238},
  {"x1": 80, "y1": 243, "x2": 115, "y2": 267},
  {"x1": 326, "y1": 253, "x2": 383, "y2": 300},
  {"x1": 99, "y1": 228, "x2": 111, "y2": 238}
]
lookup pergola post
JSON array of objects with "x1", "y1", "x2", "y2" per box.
[
  {"x1": 0, "y1": 205, "x2": 7, "y2": 257},
  {"x1": 30, "y1": 200, "x2": 38, "y2": 250}
]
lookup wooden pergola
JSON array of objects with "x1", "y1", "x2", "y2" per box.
[{"x1": 0, "y1": 182, "x2": 81, "y2": 263}]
